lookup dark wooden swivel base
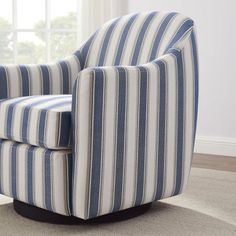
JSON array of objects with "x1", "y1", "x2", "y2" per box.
[{"x1": 13, "y1": 200, "x2": 152, "y2": 225}]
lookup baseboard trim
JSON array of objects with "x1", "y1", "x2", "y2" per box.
[{"x1": 194, "y1": 136, "x2": 236, "y2": 157}]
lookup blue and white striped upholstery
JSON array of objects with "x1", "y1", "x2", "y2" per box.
[
  {"x1": 0, "y1": 140, "x2": 72, "y2": 215},
  {"x1": 82, "y1": 12, "x2": 194, "y2": 67},
  {"x1": 0, "y1": 95, "x2": 72, "y2": 149},
  {"x1": 0, "y1": 11, "x2": 198, "y2": 220},
  {"x1": 72, "y1": 11, "x2": 198, "y2": 219},
  {"x1": 0, "y1": 56, "x2": 81, "y2": 99}
]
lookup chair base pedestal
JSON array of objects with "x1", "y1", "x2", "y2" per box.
[{"x1": 13, "y1": 200, "x2": 152, "y2": 225}]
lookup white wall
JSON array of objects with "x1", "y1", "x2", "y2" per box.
[{"x1": 128, "y1": 0, "x2": 236, "y2": 156}]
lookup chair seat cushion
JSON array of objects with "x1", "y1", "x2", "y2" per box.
[{"x1": 0, "y1": 95, "x2": 72, "y2": 149}]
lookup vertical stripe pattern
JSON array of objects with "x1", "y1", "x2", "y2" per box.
[
  {"x1": 154, "y1": 61, "x2": 166, "y2": 200},
  {"x1": 0, "y1": 140, "x2": 72, "y2": 216},
  {"x1": 84, "y1": 12, "x2": 193, "y2": 67},
  {"x1": 134, "y1": 66, "x2": 148, "y2": 206},
  {"x1": 0, "y1": 66, "x2": 8, "y2": 99},
  {"x1": 88, "y1": 69, "x2": 104, "y2": 218},
  {"x1": 0, "y1": 11, "x2": 198, "y2": 220},
  {"x1": 113, "y1": 68, "x2": 126, "y2": 212},
  {"x1": 0, "y1": 55, "x2": 82, "y2": 99},
  {"x1": 72, "y1": 11, "x2": 198, "y2": 219}
]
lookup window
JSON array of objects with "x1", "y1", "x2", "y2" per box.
[{"x1": 0, "y1": 0, "x2": 79, "y2": 64}]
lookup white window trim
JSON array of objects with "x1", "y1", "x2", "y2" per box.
[
  {"x1": 1, "y1": 0, "x2": 127, "y2": 63},
  {"x1": 0, "y1": 0, "x2": 81, "y2": 63}
]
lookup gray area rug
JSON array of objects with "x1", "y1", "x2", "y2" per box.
[{"x1": 0, "y1": 168, "x2": 235, "y2": 236}]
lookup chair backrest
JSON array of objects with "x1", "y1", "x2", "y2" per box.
[
  {"x1": 78, "y1": 11, "x2": 194, "y2": 68},
  {"x1": 0, "y1": 12, "x2": 194, "y2": 100}
]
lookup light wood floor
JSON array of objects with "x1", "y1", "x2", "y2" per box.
[{"x1": 192, "y1": 153, "x2": 236, "y2": 172}]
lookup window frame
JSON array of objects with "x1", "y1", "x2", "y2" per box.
[{"x1": 0, "y1": 0, "x2": 80, "y2": 63}]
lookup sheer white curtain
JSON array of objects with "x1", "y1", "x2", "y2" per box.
[{"x1": 77, "y1": 0, "x2": 128, "y2": 43}]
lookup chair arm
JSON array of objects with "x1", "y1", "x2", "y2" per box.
[
  {"x1": 0, "y1": 55, "x2": 82, "y2": 99},
  {"x1": 71, "y1": 29, "x2": 198, "y2": 219}
]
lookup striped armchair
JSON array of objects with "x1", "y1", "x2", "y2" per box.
[{"x1": 0, "y1": 11, "x2": 198, "y2": 221}]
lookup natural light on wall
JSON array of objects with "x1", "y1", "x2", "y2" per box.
[{"x1": 0, "y1": 0, "x2": 78, "y2": 64}]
